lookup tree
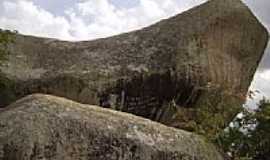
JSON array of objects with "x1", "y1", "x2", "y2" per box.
[
  {"x1": 249, "y1": 100, "x2": 270, "y2": 159},
  {"x1": 216, "y1": 99, "x2": 270, "y2": 160}
]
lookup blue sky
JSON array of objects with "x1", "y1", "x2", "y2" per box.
[{"x1": 0, "y1": 0, "x2": 269, "y2": 107}]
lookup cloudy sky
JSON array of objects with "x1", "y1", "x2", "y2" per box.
[{"x1": 0, "y1": 0, "x2": 269, "y2": 107}]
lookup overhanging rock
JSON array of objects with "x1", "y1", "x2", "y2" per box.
[
  {"x1": 0, "y1": 94, "x2": 224, "y2": 160},
  {"x1": 0, "y1": 0, "x2": 269, "y2": 137}
]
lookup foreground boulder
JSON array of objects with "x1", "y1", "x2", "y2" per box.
[
  {"x1": 0, "y1": 94, "x2": 223, "y2": 160},
  {"x1": 0, "y1": 0, "x2": 269, "y2": 137}
]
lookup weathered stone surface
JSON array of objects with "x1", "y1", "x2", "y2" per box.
[
  {"x1": 0, "y1": 94, "x2": 224, "y2": 160},
  {"x1": 0, "y1": 0, "x2": 269, "y2": 137}
]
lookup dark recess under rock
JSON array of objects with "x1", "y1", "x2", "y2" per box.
[{"x1": 0, "y1": 0, "x2": 269, "y2": 138}]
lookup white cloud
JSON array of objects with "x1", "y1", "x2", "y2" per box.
[
  {"x1": 0, "y1": 0, "x2": 206, "y2": 40},
  {"x1": 66, "y1": 0, "x2": 207, "y2": 40},
  {"x1": 0, "y1": 0, "x2": 73, "y2": 40},
  {"x1": 258, "y1": 70, "x2": 270, "y2": 81},
  {"x1": 245, "y1": 70, "x2": 270, "y2": 108}
]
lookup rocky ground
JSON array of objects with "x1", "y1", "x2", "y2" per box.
[
  {"x1": 0, "y1": 0, "x2": 268, "y2": 159},
  {"x1": 0, "y1": 94, "x2": 224, "y2": 160}
]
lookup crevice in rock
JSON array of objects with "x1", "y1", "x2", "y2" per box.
[{"x1": 98, "y1": 70, "x2": 203, "y2": 123}]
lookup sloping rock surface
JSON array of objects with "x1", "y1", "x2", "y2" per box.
[
  {"x1": 0, "y1": 0, "x2": 269, "y2": 136},
  {"x1": 0, "y1": 94, "x2": 223, "y2": 160}
]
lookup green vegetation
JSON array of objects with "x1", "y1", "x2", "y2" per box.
[
  {"x1": 194, "y1": 89, "x2": 243, "y2": 140},
  {"x1": 171, "y1": 84, "x2": 244, "y2": 141},
  {"x1": 0, "y1": 29, "x2": 16, "y2": 107},
  {"x1": 0, "y1": 29, "x2": 15, "y2": 63},
  {"x1": 216, "y1": 99, "x2": 270, "y2": 160}
]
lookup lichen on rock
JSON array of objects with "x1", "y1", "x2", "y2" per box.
[
  {"x1": 0, "y1": 0, "x2": 269, "y2": 138},
  {"x1": 0, "y1": 94, "x2": 224, "y2": 160}
]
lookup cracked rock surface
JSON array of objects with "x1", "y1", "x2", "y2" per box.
[
  {"x1": 0, "y1": 0, "x2": 269, "y2": 137},
  {"x1": 0, "y1": 94, "x2": 224, "y2": 160}
]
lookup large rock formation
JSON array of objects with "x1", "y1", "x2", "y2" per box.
[
  {"x1": 0, "y1": 94, "x2": 224, "y2": 160},
  {"x1": 0, "y1": 0, "x2": 268, "y2": 137}
]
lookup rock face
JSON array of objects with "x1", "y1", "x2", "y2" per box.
[
  {"x1": 0, "y1": 0, "x2": 269, "y2": 137},
  {"x1": 0, "y1": 94, "x2": 224, "y2": 160}
]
